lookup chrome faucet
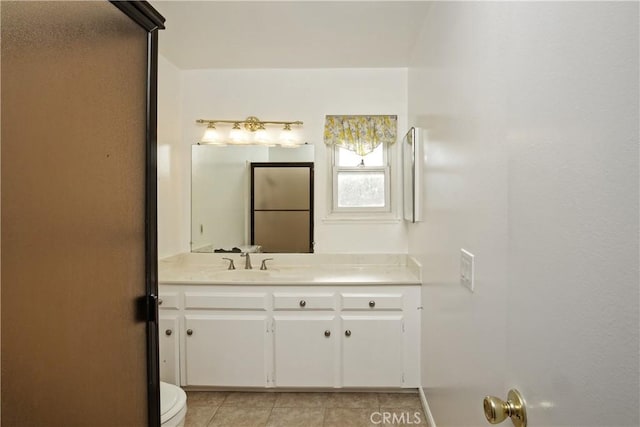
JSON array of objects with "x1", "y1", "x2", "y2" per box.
[
  {"x1": 241, "y1": 252, "x2": 252, "y2": 270},
  {"x1": 260, "y1": 258, "x2": 274, "y2": 270}
]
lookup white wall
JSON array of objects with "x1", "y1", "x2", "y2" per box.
[
  {"x1": 180, "y1": 68, "x2": 408, "y2": 253},
  {"x1": 409, "y1": 2, "x2": 638, "y2": 426},
  {"x1": 157, "y1": 55, "x2": 191, "y2": 258},
  {"x1": 408, "y1": 4, "x2": 510, "y2": 423}
]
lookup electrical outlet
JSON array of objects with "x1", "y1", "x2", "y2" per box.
[{"x1": 460, "y1": 249, "x2": 474, "y2": 292}]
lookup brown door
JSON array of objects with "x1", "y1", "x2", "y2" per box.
[{"x1": 1, "y1": 2, "x2": 164, "y2": 426}]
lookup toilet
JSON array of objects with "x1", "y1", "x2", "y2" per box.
[{"x1": 160, "y1": 381, "x2": 187, "y2": 427}]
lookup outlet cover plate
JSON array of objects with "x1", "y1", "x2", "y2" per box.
[{"x1": 460, "y1": 249, "x2": 474, "y2": 292}]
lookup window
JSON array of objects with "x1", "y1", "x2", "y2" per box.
[
  {"x1": 324, "y1": 115, "x2": 397, "y2": 216},
  {"x1": 332, "y1": 143, "x2": 390, "y2": 212}
]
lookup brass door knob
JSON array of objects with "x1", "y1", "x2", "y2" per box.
[{"x1": 483, "y1": 389, "x2": 527, "y2": 427}]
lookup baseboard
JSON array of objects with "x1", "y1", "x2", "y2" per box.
[{"x1": 418, "y1": 387, "x2": 437, "y2": 427}]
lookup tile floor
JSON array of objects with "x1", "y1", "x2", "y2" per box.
[{"x1": 184, "y1": 391, "x2": 426, "y2": 427}]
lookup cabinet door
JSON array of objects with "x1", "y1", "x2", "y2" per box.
[
  {"x1": 274, "y1": 316, "x2": 336, "y2": 387},
  {"x1": 342, "y1": 316, "x2": 404, "y2": 387},
  {"x1": 159, "y1": 316, "x2": 180, "y2": 385},
  {"x1": 185, "y1": 315, "x2": 268, "y2": 387}
]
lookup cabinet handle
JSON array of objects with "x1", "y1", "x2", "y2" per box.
[
  {"x1": 186, "y1": 329, "x2": 193, "y2": 336},
  {"x1": 345, "y1": 330, "x2": 352, "y2": 337},
  {"x1": 324, "y1": 330, "x2": 331, "y2": 337},
  {"x1": 158, "y1": 298, "x2": 163, "y2": 306},
  {"x1": 299, "y1": 300, "x2": 306, "y2": 307},
  {"x1": 369, "y1": 300, "x2": 375, "y2": 308},
  {"x1": 165, "y1": 329, "x2": 172, "y2": 336}
]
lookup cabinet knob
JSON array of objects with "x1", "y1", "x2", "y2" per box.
[
  {"x1": 165, "y1": 329, "x2": 172, "y2": 336},
  {"x1": 345, "y1": 330, "x2": 352, "y2": 337},
  {"x1": 369, "y1": 300, "x2": 375, "y2": 308},
  {"x1": 186, "y1": 329, "x2": 193, "y2": 336},
  {"x1": 158, "y1": 298, "x2": 163, "y2": 305},
  {"x1": 299, "y1": 300, "x2": 306, "y2": 307},
  {"x1": 324, "y1": 330, "x2": 331, "y2": 337}
]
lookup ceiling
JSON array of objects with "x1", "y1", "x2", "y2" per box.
[{"x1": 151, "y1": 1, "x2": 431, "y2": 69}]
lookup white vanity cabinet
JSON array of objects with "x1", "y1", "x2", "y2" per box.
[
  {"x1": 341, "y1": 316, "x2": 404, "y2": 386},
  {"x1": 181, "y1": 291, "x2": 269, "y2": 387},
  {"x1": 184, "y1": 315, "x2": 269, "y2": 387},
  {"x1": 159, "y1": 284, "x2": 420, "y2": 389},
  {"x1": 341, "y1": 293, "x2": 407, "y2": 387},
  {"x1": 158, "y1": 292, "x2": 180, "y2": 385},
  {"x1": 273, "y1": 315, "x2": 337, "y2": 387},
  {"x1": 272, "y1": 291, "x2": 338, "y2": 387},
  {"x1": 159, "y1": 316, "x2": 180, "y2": 385}
]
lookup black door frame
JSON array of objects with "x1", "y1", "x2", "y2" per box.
[{"x1": 109, "y1": 2, "x2": 165, "y2": 426}]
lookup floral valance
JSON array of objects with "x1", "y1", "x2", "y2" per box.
[{"x1": 323, "y1": 115, "x2": 397, "y2": 156}]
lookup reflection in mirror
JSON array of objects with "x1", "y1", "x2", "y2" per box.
[
  {"x1": 252, "y1": 163, "x2": 313, "y2": 253},
  {"x1": 191, "y1": 144, "x2": 314, "y2": 253},
  {"x1": 402, "y1": 127, "x2": 424, "y2": 223}
]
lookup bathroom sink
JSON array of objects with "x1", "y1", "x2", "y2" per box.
[{"x1": 210, "y1": 269, "x2": 277, "y2": 281}]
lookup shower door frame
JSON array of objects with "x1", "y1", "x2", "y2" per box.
[{"x1": 250, "y1": 162, "x2": 315, "y2": 253}]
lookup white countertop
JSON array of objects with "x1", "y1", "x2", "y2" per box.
[{"x1": 159, "y1": 253, "x2": 421, "y2": 286}]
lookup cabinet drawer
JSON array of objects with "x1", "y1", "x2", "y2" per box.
[
  {"x1": 158, "y1": 293, "x2": 179, "y2": 309},
  {"x1": 185, "y1": 292, "x2": 267, "y2": 310},
  {"x1": 341, "y1": 293, "x2": 403, "y2": 311},
  {"x1": 273, "y1": 293, "x2": 336, "y2": 310}
]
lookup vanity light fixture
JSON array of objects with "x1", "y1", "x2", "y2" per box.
[{"x1": 196, "y1": 116, "x2": 303, "y2": 146}]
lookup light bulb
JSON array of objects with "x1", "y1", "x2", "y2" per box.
[
  {"x1": 279, "y1": 124, "x2": 299, "y2": 146},
  {"x1": 201, "y1": 123, "x2": 220, "y2": 144},
  {"x1": 229, "y1": 123, "x2": 248, "y2": 144},
  {"x1": 254, "y1": 124, "x2": 272, "y2": 145}
]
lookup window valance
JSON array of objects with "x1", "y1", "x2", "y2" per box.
[{"x1": 323, "y1": 115, "x2": 397, "y2": 156}]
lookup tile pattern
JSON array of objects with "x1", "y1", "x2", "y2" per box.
[{"x1": 184, "y1": 391, "x2": 426, "y2": 427}]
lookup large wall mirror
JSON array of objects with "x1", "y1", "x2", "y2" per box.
[{"x1": 191, "y1": 144, "x2": 314, "y2": 253}]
